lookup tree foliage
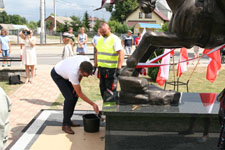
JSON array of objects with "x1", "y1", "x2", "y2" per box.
[
  {"x1": 108, "y1": 20, "x2": 130, "y2": 34},
  {"x1": 26, "y1": 21, "x2": 38, "y2": 30},
  {"x1": 70, "y1": 16, "x2": 82, "y2": 32},
  {"x1": 93, "y1": 19, "x2": 103, "y2": 32},
  {"x1": 82, "y1": 11, "x2": 90, "y2": 31},
  {"x1": 108, "y1": 0, "x2": 138, "y2": 22},
  {"x1": 0, "y1": 11, "x2": 27, "y2": 24}
]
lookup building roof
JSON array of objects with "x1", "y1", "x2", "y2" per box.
[
  {"x1": 46, "y1": 16, "x2": 73, "y2": 25},
  {"x1": 153, "y1": 8, "x2": 169, "y2": 21},
  {"x1": 156, "y1": 1, "x2": 171, "y2": 12},
  {"x1": 126, "y1": 7, "x2": 169, "y2": 22},
  {"x1": 137, "y1": 23, "x2": 161, "y2": 29},
  {"x1": 0, "y1": 24, "x2": 28, "y2": 30}
]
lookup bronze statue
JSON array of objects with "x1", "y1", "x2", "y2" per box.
[
  {"x1": 121, "y1": 0, "x2": 225, "y2": 76},
  {"x1": 119, "y1": 0, "x2": 225, "y2": 105}
]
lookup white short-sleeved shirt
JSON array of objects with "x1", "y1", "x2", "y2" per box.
[
  {"x1": 92, "y1": 35, "x2": 101, "y2": 45},
  {"x1": 103, "y1": 34, "x2": 123, "y2": 52},
  {"x1": 54, "y1": 56, "x2": 90, "y2": 85}
]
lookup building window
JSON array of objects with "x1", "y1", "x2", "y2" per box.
[
  {"x1": 139, "y1": 12, "x2": 143, "y2": 19},
  {"x1": 145, "y1": 13, "x2": 152, "y2": 19}
]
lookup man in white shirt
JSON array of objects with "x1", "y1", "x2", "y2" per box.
[
  {"x1": 51, "y1": 56, "x2": 99, "y2": 134},
  {"x1": 0, "y1": 87, "x2": 11, "y2": 150}
]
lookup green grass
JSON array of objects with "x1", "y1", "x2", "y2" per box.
[
  {"x1": 149, "y1": 66, "x2": 225, "y2": 93},
  {"x1": 0, "y1": 81, "x2": 22, "y2": 95},
  {"x1": 51, "y1": 66, "x2": 225, "y2": 108},
  {"x1": 51, "y1": 75, "x2": 102, "y2": 109}
]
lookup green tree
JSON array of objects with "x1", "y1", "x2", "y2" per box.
[
  {"x1": 70, "y1": 16, "x2": 82, "y2": 32},
  {"x1": 0, "y1": 11, "x2": 9, "y2": 23},
  {"x1": 93, "y1": 19, "x2": 102, "y2": 32},
  {"x1": 108, "y1": 0, "x2": 138, "y2": 22},
  {"x1": 82, "y1": 11, "x2": 90, "y2": 30},
  {"x1": 108, "y1": 20, "x2": 130, "y2": 34},
  {"x1": 26, "y1": 21, "x2": 38, "y2": 30},
  {"x1": 0, "y1": 11, "x2": 27, "y2": 24}
]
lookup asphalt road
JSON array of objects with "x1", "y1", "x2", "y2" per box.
[{"x1": 7, "y1": 44, "x2": 212, "y2": 67}]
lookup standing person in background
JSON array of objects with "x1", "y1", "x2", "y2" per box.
[
  {"x1": 135, "y1": 33, "x2": 142, "y2": 48},
  {"x1": 68, "y1": 27, "x2": 75, "y2": 38},
  {"x1": 95, "y1": 22, "x2": 124, "y2": 102},
  {"x1": 77, "y1": 27, "x2": 88, "y2": 55},
  {"x1": 62, "y1": 32, "x2": 75, "y2": 60},
  {"x1": 193, "y1": 46, "x2": 200, "y2": 64},
  {"x1": 0, "y1": 29, "x2": 11, "y2": 67},
  {"x1": 68, "y1": 27, "x2": 76, "y2": 47},
  {"x1": 92, "y1": 29, "x2": 101, "y2": 69},
  {"x1": 19, "y1": 29, "x2": 37, "y2": 84},
  {"x1": 193, "y1": 46, "x2": 200, "y2": 58},
  {"x1": 0, "y1": 87, "x2": 11, "y2": 150},
  {"x1": 122, "y1": 30, "x2": 133, "y2": 57}
]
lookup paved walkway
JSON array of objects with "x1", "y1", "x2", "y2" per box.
[{"x1": 7, "y1": 66, "x2": 60, "y2": 149}]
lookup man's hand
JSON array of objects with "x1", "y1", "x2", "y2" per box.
[
  {"x1": 92, "y1": 67, "x2": 97, "y2": 75},
  {"x1": 92, "y1": 103, "x2": 99, "y2": 114},
  {"x1": 0, "y1": 50, "x2": 2, "y2": 53},
  {"x1": 115, "y1": 68, "x2": 121, "y2": 77}
]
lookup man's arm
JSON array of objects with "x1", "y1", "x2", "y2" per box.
[
  {"x1": 94, "y1": 51, "x2": 98, "y2": 67},
  {"x1": 117, "y1": 50, "x2": 125, "y2": 69},
  {"x1": 73, "y1": 84, "x2": 99, "y2": 114}
]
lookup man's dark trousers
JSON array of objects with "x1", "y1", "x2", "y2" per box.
[
  {"x1": 98, "y1": 67, "x2": 116, "y2": 101},
  {"x1": 51, "y1": 68, "x2": 78, "y2": 126}
]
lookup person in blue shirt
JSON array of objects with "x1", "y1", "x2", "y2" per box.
[
  {"x1": 0, "y1": 29, "x2": 11, "y2": 67},
  {"x1": 122, "y1": 30, "x2": 133, "y2": 57}
]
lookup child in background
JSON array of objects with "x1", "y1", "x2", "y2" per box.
[
  {"x1": 62, "y1": 32, "x2": 75, "y2": 60},
  {"x1": 0, "y1": 29, "x2": 11, "y2": 67}
]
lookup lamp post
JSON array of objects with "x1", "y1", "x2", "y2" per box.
[
  {"x1": 53, "y1": 0, "x2": 56, "y2": 32},
  {"x1": 40, "y1": 0, "x2": 46, "y2": 44}
]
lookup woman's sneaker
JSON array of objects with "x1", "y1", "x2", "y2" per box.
[{"x1": 2, "y1": 64, "x2": 5, "y2": 67}]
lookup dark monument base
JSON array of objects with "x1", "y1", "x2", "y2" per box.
[{"x1": 103, "y1": 92, "x2": 220, "y2": 150}]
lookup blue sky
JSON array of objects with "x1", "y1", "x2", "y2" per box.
[
  {"x1": 4, "y1": 0, "x2": 168, "y2": 22},
  {"x1": 4, "y1": 0, "x2": 111, "y2": 22}
]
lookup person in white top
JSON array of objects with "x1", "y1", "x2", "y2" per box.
[
  {"x1": 19, "y1": 29, "x2": 37, "y2": 84},
  {"x1": 51, "y1": 56, "x2": 99, "y2": 134},
  {"x1": 62, "y1": 32, "x2": 75, "y2": 60},
  {"x1": 0, "y1": 87, "x2": 11, "y2": 150}
]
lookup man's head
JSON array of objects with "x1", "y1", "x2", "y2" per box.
[
  {"x1": 68, "y1": 27, "x2": 73, "y2": 34},
  {"x1": 79, "y1": 61, "x2": 93, "y2": 77},
  {"x1": 98, "y1": 22, "x2": 111, "y2": 37},
  {"x1": 138, "y1": 33, "x2": 141, "y2": 37},
  {"x1": 128, "y1": 30, "x2": 132, "y2": 36}
]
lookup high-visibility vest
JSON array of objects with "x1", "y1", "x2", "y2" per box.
[{"x1": 96, "y1": 34, "x2": 118, "y2": 68}]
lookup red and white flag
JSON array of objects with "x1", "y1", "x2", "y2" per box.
[
  {"x1": 177, "y1": 48, "x2": 189, "y2": 77},
  {"x1": 200, "y1": 93, "x2": 217, "y2": 113},
  {"x1": 95, "y1": 0, "x2": 115, "y2": 10},
  {"x1": 156, "y1": 49, "x2": 172, "y2": 86},
  {"x1": 203, "y1": 48, "x2": 221, "y2": 83}
]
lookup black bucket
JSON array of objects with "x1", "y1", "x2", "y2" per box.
[{"x1": 83, "y1": 114, "x2": 100, "y2": 133}]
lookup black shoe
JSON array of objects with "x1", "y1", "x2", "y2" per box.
[{"x1": 62, "y1": 125, "x2": 75, "y2": 134}]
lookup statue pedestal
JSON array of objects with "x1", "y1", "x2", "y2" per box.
[{"x1": 102, "y1": 92, "x2": 220, "y2": 150}]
